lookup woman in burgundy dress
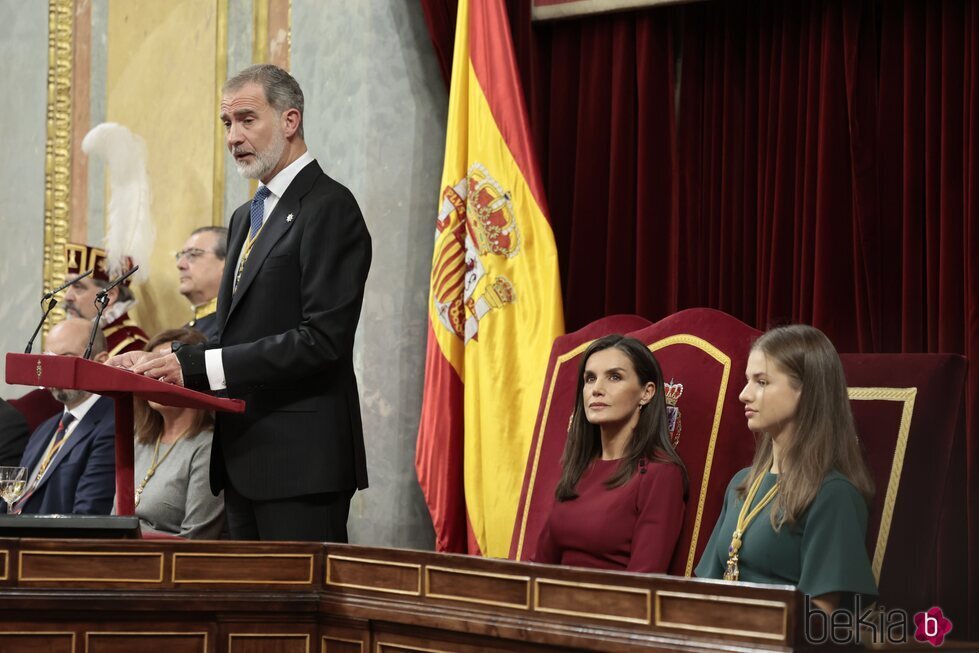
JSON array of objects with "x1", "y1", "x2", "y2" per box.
[{"x1": 534, "y1": 335, "x2": 687, "y2": 573}]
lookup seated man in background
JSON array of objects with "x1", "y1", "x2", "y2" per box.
[
  {"x1": 0, "y1": 399, "x2": 30, "y2": 467},
  {"x1": 176, "y1": 226, "x2": 227, "y2": 341},
  {"x1": 9, "y1": 318, "x2": 116, "y2": 515},
  {"x1": 63, "y1": 242, "x2": 148, "y2": 356}
]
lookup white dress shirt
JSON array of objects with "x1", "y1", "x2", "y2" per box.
[{"x1": 203, "y1": 150, "x2": 315, "y2": 391}]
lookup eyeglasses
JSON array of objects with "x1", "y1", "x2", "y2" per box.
[{"x1": 174, "y1": 248, "x2": 209, "y2": 262}]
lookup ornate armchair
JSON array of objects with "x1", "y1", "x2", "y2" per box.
[{"x1": 510, "y1": 308, "x2": 967, "y2": 623}]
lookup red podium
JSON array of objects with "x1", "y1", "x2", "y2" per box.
[{"x1": 4, "y1": 353, "x2": 244, "y2": 515}]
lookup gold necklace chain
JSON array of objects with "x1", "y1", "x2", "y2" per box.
[
  {"x1": 723, "y1": 472, "x2": 779, "y2": 581},
  {"x1": 134, "y1": 436, "x2": 180, "y2": 507}
]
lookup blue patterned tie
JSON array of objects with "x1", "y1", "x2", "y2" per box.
[{"x1": 250, "y1": 185, "x2": 272, "y2": 240}]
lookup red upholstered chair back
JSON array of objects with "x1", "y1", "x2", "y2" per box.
[
  {"x1": 838, "y1": 353, "x2": 966, "y2": 619},
  {"x1": 510, "y1": 309, "x2": 968, "y2": 622},
  {"x1": 510, "y1": 308, "x2": 761, "y2": 575}
]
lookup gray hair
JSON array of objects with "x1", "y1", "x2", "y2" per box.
[
  {"x1": 224, "y1": 64, "x2": 305, "y2": 139},
  {"x1": 190, "y1": 226, "x2": 229, "y2": 260}
]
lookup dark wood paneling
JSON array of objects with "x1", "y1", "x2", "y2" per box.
[
  {"x1": 0, "y1": 631, "x2": 74, "y2": 653},
  {"x1": 0, "y1": 538, "x2": 847, "y2": 652},
  {"x1": 19, "y1": 550, "x2": 163, "y2": 586},
  {"x1": 425, "y1": 565, "x2": 530, "y2": 609},
  {"x1": 535, "y1": 577, "x2": 651, "y2": 624},
  {"x1": 86, "y1": 631, "x2": 207, "y2": 653},
  {"x1": 172, "y1": 552, "x2": 314, "y2": 586},
  {"x1": 326, "y1": 554, "x2": 420, "y2": 596},
  {"x1": 228, "y1": 633, "x2": 310, "y2": 653}
]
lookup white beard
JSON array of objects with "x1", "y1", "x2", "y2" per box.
[{"x1": 233, "y1": 127, "x2": 287, "y2": 180}]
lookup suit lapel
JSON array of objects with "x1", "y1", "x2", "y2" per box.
[
  {"x1": 218, "y1": 206, "x2": 249, "y2": 329},
  {"x1": 21, "y1": 415, "x2": 61, "y2": 474},
  {"x1": 30, "y1": 398, "x2": 109, "y2": 495},
  {"x1": 226, "y1": 161, "x2": 322, "y2": 321}
]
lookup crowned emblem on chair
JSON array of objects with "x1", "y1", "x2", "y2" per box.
[{"x1": 665, "y1": 379, "x2": 683, "y2": 447}]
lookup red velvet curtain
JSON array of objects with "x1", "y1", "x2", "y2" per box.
[{"x1": 421, "y1": 0, "x2": 979, "y2": 637}]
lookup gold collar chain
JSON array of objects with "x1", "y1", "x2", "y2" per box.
[
  {"x1": 134, "y1": 436, "x2": 180, "y2": 508},
  {"x1": 723, "y1": 473, "x2": 779, "y2": 581}
]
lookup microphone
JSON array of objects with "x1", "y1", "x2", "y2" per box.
[
  {"x1": 43, "y1": 268, "x2": 93, "y2": 301},
  {"x1": 24, "y1": 268, "x2": 94, "y2": 354},
  {"x1": 24, "y1": 298, "x2": 58, "y2": 354},
  {"x1": 84, "y1": 265, "x2": 140, "y2": 360},
  {"x1": 95, "y1": 265, "x2": 139, "y2": 302}
]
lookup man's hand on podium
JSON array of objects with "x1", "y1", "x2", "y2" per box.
[{"x1": 106, "y1": 350, "x2": 185, "y2": 387}]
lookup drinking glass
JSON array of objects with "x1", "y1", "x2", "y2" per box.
[{"x1": 0, "y1": 467, "x2": 28, "y2": 513}]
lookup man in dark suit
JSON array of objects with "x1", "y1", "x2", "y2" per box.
[
  {"x1": 110, "y1": 64, "x2": 371, "y2": 542},
  {"x1": 11, "y1": 318, "x2": 115, "y2": 515},
  {"x1": 0, "y1": 399, "x2": 30, "y2": 467}
]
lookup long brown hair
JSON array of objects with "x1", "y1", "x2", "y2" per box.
[
  {"x1": 738, "y1": 325, "x2": 875, "y2": 529},
  {"x1": 555, "y1": 335, "x2": 687, "y2": 501},
  {"x1": 134, "y1": 328, "x2": 213, "y2": 444}
]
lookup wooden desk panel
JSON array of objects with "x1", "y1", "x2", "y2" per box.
[{"x1": 0, "y1": 538, "x2": 803, "y2": 652}]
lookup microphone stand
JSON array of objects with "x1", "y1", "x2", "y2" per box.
[
  {"x1": 24, "y1": 298, "x2": 58, "y2": 354},
  {"x1": 43, "y1": 268, "x2": 93, "y2": 301},
  {"x1": 83, "y1": 294, "x2": 111, "y2": 361},
  {"x1": 24, "y1": 268, "x2": 95, "y2": 354},
  {"x1": 83, "y1": 265, "x2": 139, "y2": 361}
]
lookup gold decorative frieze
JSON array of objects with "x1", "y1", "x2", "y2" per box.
[{"x1": 43, "y1": 0, "x2": 75, "y2": 334}]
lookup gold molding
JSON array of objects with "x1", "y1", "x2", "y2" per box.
[
  {"x1": 43, "y1": 0, "x2": 76, "y2": 334},
  {"x1": 213, "y1": 0, "x2": 229, "y2": 227},
  {"x1": 533, "y1": 577, "x2": 651, "y2": 625},
  {"x1": 85, "y1": 631, "x2": 207, "y2": 653},
  {"x1": 0, "y1": 551, "x2": 7, "y2": 581},
  {"x1": 230, "y1": 633, "x2": 309, "y2": 652},
  {"x1": 424, "y1": 565, "x2": 531, "y2": 610},
  {"x1": 514, "y1": 333, "x2": 731, "y2": 578},
  {"x1": 325, "y1": 555, "x2": 422, "y2": 596},
  {"x1": 848, "y1": 386, "x2": 918, "y2": 582},
  {"x1": 323, "y1": 635, "x2": 364, "y2": 653},
  {"x1": 654, "y1": 590, "x2": 787, "y2": 641},
  {"x1": 252, "y1": 0, "x2": 270, "y2": 63},
  {"x1": 171, "y1": 552, "x2": 314, "y2": 584},
  {"x1": 19, "y1": 550, "x2": 164, "y2": 583}
]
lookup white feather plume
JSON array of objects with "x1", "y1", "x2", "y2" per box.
[{"x1": 81, "y1": 122, "x2": 154, "y2": 282}]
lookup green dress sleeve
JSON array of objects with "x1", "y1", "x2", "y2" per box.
[{"x1": 797, "y1": 476, "x2": 878, "y2": 603}]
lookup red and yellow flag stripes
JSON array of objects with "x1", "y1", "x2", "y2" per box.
[{"x1": 416, "y1": 0, "x2": 564, "y2": 557}]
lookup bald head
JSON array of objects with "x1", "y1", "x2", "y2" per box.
[
  {"x1": 44, "y1": 318, "x2": 106, "y2": 408},
  {"x1": 46, "y1": 318, "x2": 106, "y2": 359}
]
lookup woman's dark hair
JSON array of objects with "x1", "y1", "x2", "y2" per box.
[
  {"x1": 554, "y1": 334, "x2": 687, "y2": 501},
  {"x1": 134, "y1": 328, "x2": 213, "y2": 443}
]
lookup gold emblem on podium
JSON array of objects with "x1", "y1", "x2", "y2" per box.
[{"x1": 36, "y1": 358, "x2": 43, "y2": 384}]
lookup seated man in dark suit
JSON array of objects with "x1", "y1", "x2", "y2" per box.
[
  {"x1": 0, "y1": 399, "x2": 30, "y2": 467},
  {"x1": 10, "y1": 318, "x2": 116, "y2": 515}
]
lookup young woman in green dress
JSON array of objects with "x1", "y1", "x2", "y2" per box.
[{"x1": 695, "y1": 325, "x2": 877, "y2": 613}]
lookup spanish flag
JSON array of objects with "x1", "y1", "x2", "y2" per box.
[{"x1": 415, "y1": 0, "x2": 564, "y2": 556}]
